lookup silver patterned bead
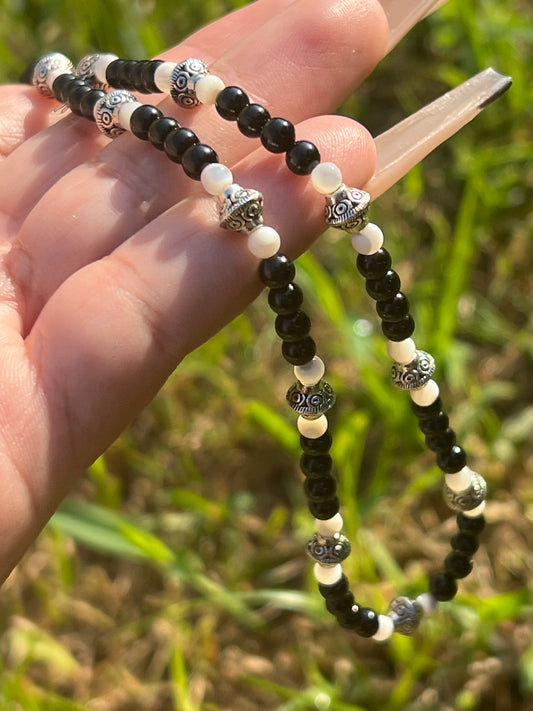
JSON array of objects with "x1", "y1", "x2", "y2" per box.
[
  {"x1": 94, "y1": 90, "x2": 136, "y2": 139},
  {"x1": 32, "y1": 53, "x2": 74, "y2": 98},
  {"x1": 387, "y1": 596, "x2": 423, "y2": 635},
  {"x1": 218, "y1": 184, "x2": 264, "y2": 232},
  {"x1": 391, "y1": 350, "x2": 436, "y2": 390},
  {"x1": 324, "y1": 184, "x2": 370, "y2": 232},
  {"x1": 170, "y1": 58, "x2": 208, "y2": 108},
  {"x1": 444, "y1": 472, "x2": 487, "y2": 512},
  {"x1": 76, "y1": 53, "x2": 108, "y2": 90},
  {"x1": 286, "y1": 381, "x2": 336, "y2": 420},
  {"x1": 307, "y1": 532, "x2": 351, "y2": 566}
]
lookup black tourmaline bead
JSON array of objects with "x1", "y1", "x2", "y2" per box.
[
  {"x1": 141, "y1": 60, "x2": 164, "y2": 93},
  {"x1": 418, "y1": 412, "x2": 449, "y2": 435},
  {"x1": 130, "y1": 105, "x2": 163, "y2": 140},
  {"x1": 376, "y1": 292, "x2": 410, "y2": 322},
  {"x1": 80, "y1": 89, "x2": 106, "y2": 121},
  {"x1": 275, "y1": 310, "x2": 311, "y2": 341},
  {"x1": 117, "y1": 60, "x2": 138, "y2": 90},
  {"x1": 381, "y1": 315, "x2": 415, "y2": 342},
  {"x1": 282, "y1": 337, "x2": 317, "y2": 365},
  {"x1": 429, "y1": 572, "x2": 458, "y2": 601},
  {"x1": 106, "y1": 59, "x2": 125, "y2": 87},
  {"x1": 353, "y1": 607, "x2": 380, "y2": 637},
  {"x1": 68, "y1": 84, "x2": 93, "y2": 116},
  {"x1": 366, "y1": 270, "x2": 402, "y2": 301},
  {"x1": 215, "y1": 86, "x2": 249, "y2": 120},
  {"x1": 304, "y1": 475, "x2": 337, "y2": 501},
  {"x1": 261, "y1": 117, "x2": 296, "y2": 153},
  {"x1": 268, "y1": 283, "x2": 304, "y2": 315},
  {"x1": 259, "y1": 254, "x2": 296, "y2": 288},
  {"x1": 148, "y1": 117, "x2": 180, "y2": 150},
  {"x1": 300, "y1": 430, "x2": 332, "y2": 455},
  {"x1": 308, "y1": 497, "x2": 340, "y2": 520},
  {"x1": 130, "y1": 60, "x2": 150, "y2": 92},
  {"x1": 300, "y1": 454, "x2": 333, "y2": 477},
  {"x1": 52, "y1": 72, "x2": 76, "y2": 102},
  {"x1": 457, "y1": 513, "x2": 486, "y2": 535},
  {"x1": 412, "y1": 397, "x2": 443, "y2": 419},
  {"x1": 181, "y1": 144, "x2": 219, "y2": 180},
  {"x1": 437, "y1": 445, "x2": 467, "y2": 473},
  {"x1": 451, "y1": 532, "x2": 479, "y2": 556},
  {"x1": 164, "y1": 128, "x2": 199, "y2": 163},
  {"x1": 425, "y1": 428, "x2": 457, "y2": 453},
  {"x1": 60, "y1": 77, "x2": 86, "y2": 101},
  {"x1": 445, "y1": 551, "x2": 474, "y2": 579},
  {"x1": 326, "y1": 591, "x2": 355, "y2": 615},
  {"x1": 286, "y1": 140, "x2": 321, "y2": 175},
  {"x1": 356, "y1": 248, "x2": 392, "y2": 279},
  {"x1": 237, "y1": 103, "x2": 271, "y2": 137},
  {"x1": 318, "y1": 574, "x2": 350, "y2": 599},
  {"x1": 335, "y1": 608, "x2": 360, "y2": 629}
]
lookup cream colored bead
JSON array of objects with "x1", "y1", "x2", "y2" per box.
[
  {"x1": 410, "y1": 379, "x2": 440, "y2": 406},
  {"x1": 310, "y1": 162, "x2": 343, "y2": 195},
  {"x1": 195, "y1": 74, "x2": 225, "y2": 104},
  {"x1": 94, "y1": 53, "x2": 119, "y2": 84},
  {"x1": 462, "y1": 500, "x2": 486, "y2": 518},
  {"x1": 297, "y1": 414, "x2": 328, "y2": 438},
  {"x1": 247, "y1": 225, "x2": 281, "y2": 259},
  {"x1": 372, "y1": 614, "x2": 395, "y2": 641},
  {"x1": 316, "y1": 513, "x2": 344, "y2": 537},
  {"x1": 386, "y1": 338, "x2": 417, "y2": 365},
  {"x1": 200, "y1": 163, "x2": 233, "y2": 195},
  {"x1": 294, "y1": 356, "x2": 325, "y2": 386},
  {"x1": 313, "y1": 563, "x2": 343, "y2": 586},
  {"x1": 415, "y1": 593, "x2": 438, "y2": 615},
  {"x1": 351, "y1": 222, "x2": 384, "y2": 255},
  {"x1": 445, "y1": 466, "x2": 474, "y2": 493},
  {"x1": 116, "y1": 100, "x2": 143, "y2": 131},
  {"x1": 154, "y1": 62, "x2": 177, "y2": 92}
]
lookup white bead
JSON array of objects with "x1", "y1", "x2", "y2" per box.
[
  {"x1": 415, "y1": 593, "x2": 438, "y2": 615},
  {"x1": 445, "y1": 466, "x2": 474, "y2": 493},
  {"x1": 154, "y1": 62, "x2": 177, "y2": 93},
  {"x1": 297, "y1": 415, "x2": 328, "y2": 438},
  {"x1": 316, "y1": 513, "x2": 344, "y2": 536},
  {"x1": 247, "y1": 225, "x2": 281, "y2": 259},
  {"x1": 386, "y1": 338, "x2": 417, "y2": 365},
  {"x1": 313, "y1": 563, "x2": 343, "y2": 586},
  {"x1": 351, "y1": 222, "x2": 384, "y2": 254},
  {"x1": 462, "y1": 500, "x2": 486, "y2": 518},
  {"x1": 410, "y1": 379, "x2": 440, "y2": 406},
  {"x1": 372, "y1": 614, "x2": 395, "y2": 641},
  {"x1": 294, "y1": 356, "x2": 325, "y2": 386},
  {"x1": 94, "y1": 53, "x2": 119, "y2": 84},
  {"x1": 116, "y1": 100, "x2": 143, "y2": 131},
  {"x1": 46, "y1": 68, "x2": 67, "y2": 90},
  {"x1": 200, "y1": 163, "x2": 233, "y2": 195},
  {"x1": 195, "y1": 74, "x2": 225, "y2": 105},
  {"x1": 310, "y1": 162, "x2": 343, "y2": 195}
]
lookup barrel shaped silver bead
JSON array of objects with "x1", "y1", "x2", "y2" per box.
[
  {"x1": 307, "y1": 532, "x2": 351, "y2": 566},
  {"x1": 444, "y1": 472, "x2": 487, "y2": 512},
  {"x1": 170, "y1": 58, "x2": 208, "y2": 108},
  {"x1": 286, "y1": 380, "x2": 336, "y2": 420},
  {"x1": 388, "y1": 596, "x2": 423, "y2": 635},
  {"x1": 324, "y1": 185, "x2": 371, "y2": 232},
  {"x1": 218, "y1": 184, "x2": 264, "y2": 232},
  {"x1": 94, "y1": 90, "x2": 136, "y2": 139},
  {"x1": 391, "y1": 350, "x2": 436, "y2": 390},
  {"x1": 33, "y1": 53, "x2": 74, "y2": 97},
  {"x1": 76, "y1": 53, "x2": 108, "y2": 90}
]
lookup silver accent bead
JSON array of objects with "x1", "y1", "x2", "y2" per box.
[
  {"x1": 218, "y1": 184, "x2": 264, "y2": 233},
  {"x1": 391, "y1": 350, "x2": 436, "y2": 390},
  {"x1": 444, "y1": 472, "x2": 487, "y2": 512},
  {"x1": 286, "y1": 381, "x2": 336, "y2": 420},
  {"x1": 76, "y1": 53, "x2": 108, "y2": 90},
  {"x1": 324, "y1": 184, "x2": 370, "y2": 232},
  {"x1": 387, "y1": 596, "x2": 423, "y2": 636},
  {"x1": 94, "y1": 90, "x2": 136, "y2": 139},
  {"x1": 307, "y1": 532, "x2": 351, "y2": 566},
  {"x1": 32, "y1": 53, "x2": 74, "y2": 98},
  {"x1": 170, "y1": 58, "x2": 208, "y2": 108}
]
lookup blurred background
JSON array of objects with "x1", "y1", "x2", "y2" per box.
[{"x1": 0, "y1": 1, "x2": 531, "y2": 709}]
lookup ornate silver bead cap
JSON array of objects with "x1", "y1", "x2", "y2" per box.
[
  {"x1": 94, "y1": 90, "x2": 136, "y2": 139},
  {"x1": 218, "y1": 184, "x2": 264, "y2": 233},
  {"x1": 391, "y1": 350, "x2": 436, "y2": 390},
  {"x1": 324, "y1": 184, "x2": 371, "y2": 232},
  {"x1": 33, "y1": 53, "x2": 74, "y2": 97},
  {"x1": 76, "y1": 53, "x2": 107, "y2": 90},
  {"x1": 307, "y1": 532, "x2": 351, "y2": 566},
  {"x1": 387, "y1": 596, "x2": 423, "y2": 636},
  {"x1": 286, "y1": 380, "x2": 336, "y2": 420},
  {"x1": 444, "y1": 472, "x2": 487, "y2": 512},
  {"x1": 170, "y1": 58, "x2": 208, "y2": 108}
]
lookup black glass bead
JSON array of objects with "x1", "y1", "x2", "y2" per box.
[
  {"x1": 281, "y1": 337, "x2": 317, "y2": 365},
  {"x1": 215, "y1": 86, "x2": 249, "y2": 120},
  {"x1": 141, "y1": 60, "x2": 164, "y2": 93},
  {"x1": 366, "y1": 270, "x2": 401, "y2": 301},
  {"x1": 304, "y1": 475, "x2": 337, "y2": 502},
  {"x1": 411, "y1": 397, "x2": 443, "y2": 419},
  {"x1": 181, "y1": 144, "x2": 219, "y2": 180},
  {"x1": 268, "y1": 283, "x2": 304, "y2": 315},
  {"x1": 326, "y1": 591, "x2": 355, "y2": 615},
  {"x1": 353, "y1": 607, "x2": 380, "y2": 637},
  {"x1": 418, "y1": 412, "x2": 449, "y2": 435},
  {"x1": 261, "y1": 117, "x2": 296, "y2": 153},
  {"x1": 381, "y1": 315, "x2": 415, "y2": 342},
  {"x1": 275, "y1": 310, "x2": 311, "y2": 342},
  {"x1": 237, "y1": 103, "x2": 271, "y2": 138},
  {"x1": 106, "y1": 59, "x2": 125, "y2": 87},
  {"x1": 300, "y1": 430, "x2": 332, "y2": 455},
  {"x1": 259, "y1": 254, "x2": 296, "y2": 288},
  {"x1": 286, "y1": 140, "x2": 321, "y2": 175},
  {"x1": 60, "y1": 77, "x2": 86, "y2": 101},
  {"x1": 445, "y1": 551, "x2": 474, "y2": 579},
  {"x1": 164, "y1": 128, "x2": 199, "y2": 163},
  {"x1": 68, "y1": 84, "x2": 93, "y2": 116},
  {"x1": 117, "y1": 60, "x2": 138, "y2": 90},
  {"x1": 52, "y1": 72, "x2": 76, "y2": 102},
  {"x1": 130, "y1": 60, "x2": 150, "y2": 93},
  {"x1": 451, "y1": 532, "x2": 479, "y2": 556},
  {"x1": 79, "y1": 89, "x2": 106, "y2": 121},
  {"x1": 308, "y1": 497, "x2": 340, "y2": 520},
  {"x1": 148, "y1": 117, "x2": 180, "y2": 151},
  {"x1": 437, "y1": 445, "x2": 467, "y2": 474},
  {"x1": 356, "y1": 248, "x2": 392, "y2": 279},
  {"x1": 457, "y1": 513, "x2": 486, "y2": 535},
  {"x1": 335, "y1": 608, "x2": 361, "y2": 629},
  {"x1": 425, "y1": 428, "x2": 457, "y2": 453},
  {"x1": 376, "y1": 292, "x2": 410, "y2": 322},
  {"x1": 300, "y1": 454, "x2": 333, "y2": 477},
  {"x1": 130, "y1": 104, "x2": 163, "y2": 140},
  {"x1": 318, "y1": 574, "x2": 350, "y2": 599},
  {"x1": 429, "y1": 572, "x2": 458, "y2": 601}
]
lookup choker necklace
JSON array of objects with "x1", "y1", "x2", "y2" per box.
[{"x1": 30, "y1": 51, "x2": 489, "y2": 641}]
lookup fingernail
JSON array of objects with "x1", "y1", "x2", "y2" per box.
[
  {"x1": 364, "y1": 68, "x2": 512, "y2": 199},
  {"x1": 380, "y1": 0, "x2": 450, "y2": 53}
]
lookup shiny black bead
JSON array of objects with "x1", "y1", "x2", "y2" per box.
[
  {"x1": 335, "y1": 607, "x2": 361, "y2": 629},
  {"x1": 381, "y1": 315, "x2": 415, "y2": 341},
  {"x1": 308, "y1": 497, "x2": 340, "y2": 520},
  {"x1": 425, "y1": 428, "x2": 457, "y2": 453},
  {"x1": 326, "y1": 591, "x2": 355, "y2": 614},
  {"x1": 60, "y1": 77, "x2": 86, "y2": 101},
  {"x1": 130, "y1": 104, "x2": 163, "y2": 140},
  {"x1": 300, "y1": 454, "x2": 333, "y2": 477},
  {"x1": 318, "y1": 574, "x2": 350, "y2": 599},
  {"x1": 356, "y1": 248, "x2": 391, "y2": 279},
  {"x1": 451, "y1": 532, "x2": 479, "y2": 556},
  {"x1": 68, "y1": 84, "x2": 93, "y2": 116},
  {"x1": 259, "y1": 254, "x2": 295, "y2": 288},
  {"x1": 106, "y1": 59, "x2": 125, "y2": 87},
  {"x1": 366, "y1": 270, "x2": 401, "y2": 301},
  {"x1": 429, "y1": 572, "x2": 458, "y2": 601},
  {"x1": 117, "y1": 60, "x2": 138, "y2": 90},
  {"x1": 215, "y1": 86, "x2": 249, "y2": 120},
  {"x1": 79, "y1": 89, "x2": 106, "y2": 120},
  {"x1": 130, "y1": 60, "x2": 150, "y2": 92},
  {"x1": 376, "y1": 292, "x2": 410, "y2": 322},
  {"x1": 437, "y1": 445, "x2": 467, "y2": 473},
  {"x1": 275, "y1": 310, "x2": 311, "y2": 341},
  {"x1": 445, "y1": 551, "x2": 474, "y2": 579},
  {"x1": 237, "y1": 103, "x2": 271, "y2": 137},
  {"x1": 418, "y1": 412, "x2": 449, "y2": 434},
  {"x1": 148, "y1": 117, "x2": 180, "y2": 150},
  {"x1": 52, "y1": 72, "x2": 76, "y2": 102},
  {"x1": 457, "y1": 513, "x2": 486, "y2": 535},
  {"x1": 164, "y1": 128, "x2": 199, "y2": 163},
  {"x1": 281, "y1": 336, "x2": 316, "y2": 365},
  {"x1": 300, "y1": 430, "x2": 332, "y2": 455},
  {"x1": 268, "y1": 283, "x2": 303, "y2": 315},
  {"x1": 286, "y1": 140, "x2": 321, "y2": 175},
  {"x1": 141, "y1": 60, "x2": 164, "y2": 93},
  {"x1": 182, "y1": 144, "x2": 219, "y2": 180},
  {"x1": 304, "y1": 475, "x2": 337, "y2": 502},
  {"x1": 261, "y1": 117, "x2": 296, "y2": 153},
  {"x1": 353, "y1": 607, "x2": 380, "y2": 637},
  {"x1": 412, "y1": 397, "x2": 443, "y2": 419}
]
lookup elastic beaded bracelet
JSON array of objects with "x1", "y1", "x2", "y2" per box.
[{"x1": 30, "y1": 52, "x2": 489, "y2": 641}]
